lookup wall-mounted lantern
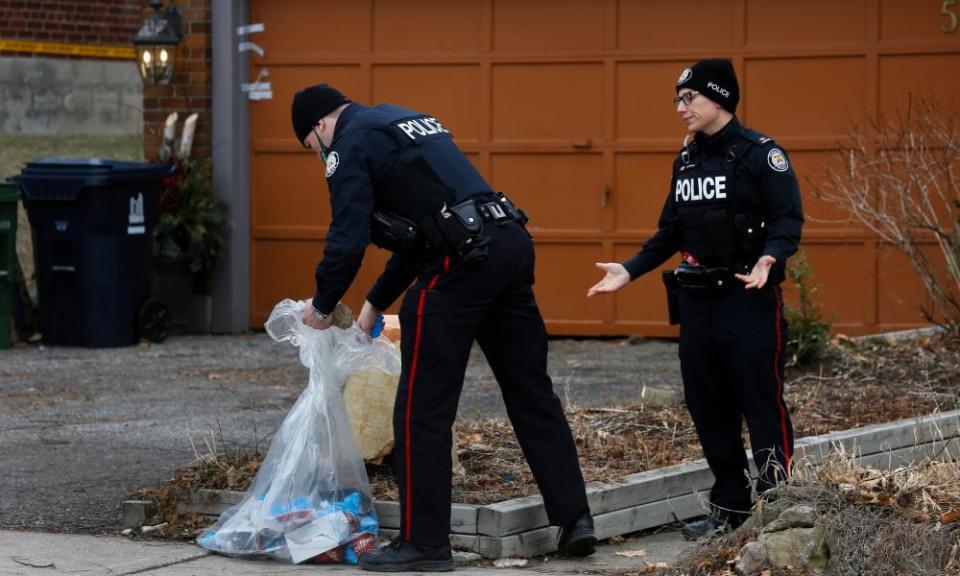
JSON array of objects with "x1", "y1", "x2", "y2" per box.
[{"x1": 132, "y1": 0, "x2": 185, "y2": 85}]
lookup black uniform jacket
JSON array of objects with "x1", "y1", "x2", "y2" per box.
[
  {"x1": 622, "y1": 117, "x2": 803, "y2": 284},
  {"x1": 311, "y1": 103, "x2": 491, "y2": 315}
]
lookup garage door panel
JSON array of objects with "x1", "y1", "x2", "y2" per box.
[
  {"x1": 613, "y1": 153, "x2": 676, "y2": 232},
  {"x1": 786, "y1": 151, "x2": 864, "y2": 231},
  {"x1": 491, "y1": 153, "x2": 604, "y2": 232},
  {"x1": 618, "y1": 0, "x2": 734, "y2": 50},
  {"x1": 371, "y1": 65, "x2": 481, "y2": 140},
  {"x1": 249, "y1": 0, "x2": 956, "y2": 335},
  {"x1": 617, "y1": 61, "x2": 696, "y2": 140},
  {"x1": 252, "y1": 152, "x2": 331, "y2": 229},
  {"x1": 879, "y1": 54, "x2": 960, "y2": 114},
  {"x1": 533, "y1": 243, "x2": 605, "y2": 324},
  {"x1": 493, "y1": 0, "x2": 604, "y2": 51},
  {"x1": 877, "y1": 243, "x2": 943, "y2": 326},
  {"x1": 251, "y1": 239, "x2": 321, "y2": 323},
  {"x1": 744, "y1": 57, "x2": 866, "y2": 139},
  {"x1": 746, "y1": 0, "x2": 867, "y2": 45},
  {"x1": 373, "y1": 0, "x2": 482, "y2": 51},
  {"x1": 612, "y1": 244, "x2": 676, "y2": 324},
  {"x1": 492, "y1": 64, "x2": 604, "y2": 141},
  {"x1": 251, "y1": 65, "x2": 362, "y2": 142},
  {"x1": 880, "y1": 0, "x2": 956, "y2": 42},
  {"x1": 784, "y1": 243, "x2": 868, "y2": 325},
  {"x1": 252, "y1": 241, "x2": 398, "y2": 324},
  {"x1": 250, "y1": 1, "x2": 366, "y2": 55}
]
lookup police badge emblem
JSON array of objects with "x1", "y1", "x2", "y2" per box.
[
  {"x1": 326, "y1": 151, "x2": 339, "y2": 177},
  {"x1": 767, "y1": 148, "x2": 789, "y2": 172},
  {"x1": 677, "y1": 67, "x2": 692, "y2": 86}
]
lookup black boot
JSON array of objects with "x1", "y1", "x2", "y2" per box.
[
  {"x1": 557, "y1": 512, "x2": 597, "y2": 557},
  {"x1": 358, "y1": 539, "x2": 454, "y2": 572},
  {"x1": 680, "y1": 509, "x2": 747, "y2": 540}
]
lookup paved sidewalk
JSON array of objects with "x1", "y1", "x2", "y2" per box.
[{"x1": 1, "y1": 528, "x2": 692, "y2": 575}]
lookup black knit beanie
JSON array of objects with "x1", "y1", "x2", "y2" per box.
[
  {"x1": 290, "y1": 84, "x2": 351, "y2": 144},
  {"x1": 675, "y1": 59, "x2": 739, "y2": 113}
]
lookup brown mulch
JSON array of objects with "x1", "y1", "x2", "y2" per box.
[
  {"x1": 134, "y1": 333, "x2": 960, "y2": 535},
  {"x1": 391, "y1": 333, "x2": 960, "y2": 505}
]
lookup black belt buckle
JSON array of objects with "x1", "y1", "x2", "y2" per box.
[
  {"x1": 479, "y1": 192, "x2": 528, "y2": 226},
  {"x1": 478, "y1": 200, "x2": 512, "y2": 225}
]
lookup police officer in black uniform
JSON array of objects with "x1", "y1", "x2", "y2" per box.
[
  {"x1": 588, "y1": 59, "x2": 803, "y2": 538},
  {"x1": 290, "y1": 84, "x2": 596, "y2": 571}
]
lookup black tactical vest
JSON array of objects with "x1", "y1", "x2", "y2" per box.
[{"x1": 673, "y1": 129, "x2": 767, "y2": 269}]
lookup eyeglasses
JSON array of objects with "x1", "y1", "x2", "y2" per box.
[{"x1": 672, "y1": 91, "x2": 701, "y2": 107}]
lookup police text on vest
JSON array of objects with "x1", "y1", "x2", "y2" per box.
[
  {"x1": 397, "y1": 117, "x2": 450, "y2": 140},
  {"x1": 675, "y1": 176, "x2": 727, "y2": 202}
]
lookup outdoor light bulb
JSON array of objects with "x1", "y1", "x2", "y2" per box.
[
  {"x1": 143, "y1": 50, "x2": 152, "y2": 64},
  {"x1": 159, "y1": 49, "x2": 168, "y2": 63}
]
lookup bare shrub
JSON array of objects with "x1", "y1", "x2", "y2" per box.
[{"x1": 812, "y1": 98, "x2": 960, "y2": 337}]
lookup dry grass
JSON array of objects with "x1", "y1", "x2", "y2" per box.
[
  {"x1": 366, "y1": 405, "x2": 703, "y2": 504},
  {"x1": 661, "y1": 449, "x2": 960, "y2": 576},
  {"x1": 134, "y1": 334, "x2": 960, "y2": 547},
  {"x1": 130, "y1": 426, "x2": 263, "y2": 537}
]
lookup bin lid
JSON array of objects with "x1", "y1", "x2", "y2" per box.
[
  {"x1": 13, "y1": 157, "x2": 168, "y2": 202},
  {"x1": 0, "y1": 180, "x2": 19, "y2": 203}
]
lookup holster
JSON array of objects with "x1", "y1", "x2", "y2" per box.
[
  {"x1": 370, "y1": 212, "x2": 424, "y2": 259},
  {"x1": 661, "y1": 270, "x2": 680, "y2": 325}
]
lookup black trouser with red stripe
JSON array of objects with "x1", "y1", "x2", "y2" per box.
[
  {"x1": 677, "y1": 282, "x2": 793, "y2": 518},
  {"x1": 392, "y1": 221, "x2": 590, "y2": 547}
]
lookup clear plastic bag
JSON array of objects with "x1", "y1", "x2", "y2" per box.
[{"x1": 197, "y1": 299, "x2": 401, "y2": 564}]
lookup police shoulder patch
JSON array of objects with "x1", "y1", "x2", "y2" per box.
[
  {"x1": 325, "y1": 151, "x2": 340, "y2": 177},
  {"x1": 767, "y1": 148, "x2": 789, "y2": 172},
  {"x1": 677, "y1": 67, "x2": 692, "y2": 86}
]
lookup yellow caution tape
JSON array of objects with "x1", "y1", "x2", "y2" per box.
[{"x1": 0, "y1": 39, "x2": 135, "y2": 60}]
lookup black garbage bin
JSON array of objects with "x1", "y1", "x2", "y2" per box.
[{"x1": 14, "y1": 158, "x2": 170, "y2": 347}]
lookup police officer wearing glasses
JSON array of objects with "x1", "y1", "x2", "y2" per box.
[
  {"x1": 588, "y1": 59, "x2": 803, "y2": 539},
  {"x1": 291, "y1": 84, "x2": 596, "y2": 571}
]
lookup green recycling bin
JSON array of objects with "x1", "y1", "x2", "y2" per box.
[{"x1": 0, "y1": 181, "x2": 19, "y2": 349}]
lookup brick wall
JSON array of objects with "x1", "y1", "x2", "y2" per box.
[
  {"x1": 0, "y1": 0, "x2": 213, "y2": 159},
  {"x1": 0, "y1": 0, "x2": 142, "y2": 47},
  {"x1": 142, "y1": 0, "x2": 212, "y2": 160}
]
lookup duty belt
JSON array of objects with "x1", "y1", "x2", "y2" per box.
[
  {"x1": 436, "y1": 192, "x2": 528, "y2": 262},
  {"x1": 470, "y1": 192, "x2": 529, "y2": 226},
  {"x1": 672, "y1": 264, "x2": 735, "y2": 296}
]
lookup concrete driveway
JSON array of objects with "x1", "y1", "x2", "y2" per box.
[{"x1": 0, "y1": 333, "x2": 681, "y2": 533}]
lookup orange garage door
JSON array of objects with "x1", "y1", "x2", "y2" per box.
[{"x1": 247, "y1": 0, "x2": 960, "y2": 336}]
